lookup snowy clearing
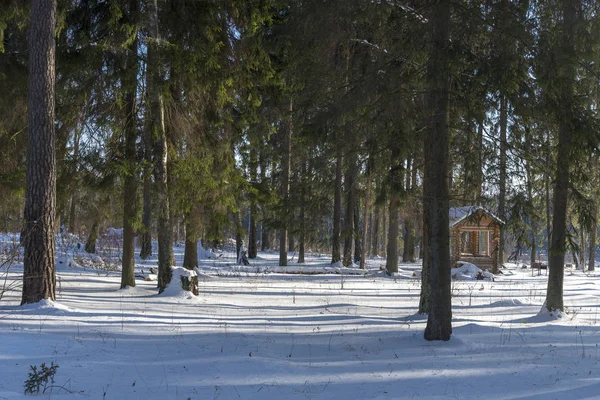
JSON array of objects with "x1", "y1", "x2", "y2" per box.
[{"x1": 1, "y1": 242, "x2": 600, "y2": 399}]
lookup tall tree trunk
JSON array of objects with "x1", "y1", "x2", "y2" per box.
[
  {"x1": 353, "y1": 201, "x2": 361, "y2": 263},
  {"x1": 386, "y1": 157, "x2": 403, "y2": 274},
  {"x1": 84, "y1": 220, "x2": 99, "y2": 254},
  {"x1": 423, "y1": 0, "x2": 452, "y2": 341},
  {"x1": 279, "y1": 99, "x2": 293, "y2": 266},
  {"x1": 331, "y1": 147, "x2": 343, "y2": 264},
  {"x1": 545, "y1": 132, "x2": 552, "y2": 254},
  {"x1": 525, "y1": 140, "x2": 537, "y2": 267},
  {"x1": 183, "y1": 222, "x2": 198, "y2": 270},
  {"x1": 259, "y1": 149, "x2": 269, "y2": 251},
  {"x1": 476, "y1": 120, "x2": 484, "y2": 203},
  {"x1": 139, "y1": 154, "x2": 153, "y2": 258},
  {"x1": 68, "y1": 130, "x2": 80, "y2": 234},
  {"x1": 235, "y1": 211, "x2": 244, "y2": 263},
  {"x1": 121, "y1": 0, "x2": 140, "y2": 289},
  {"x1": 497, "y1": 94, "x2": 507, "y2": 273},
  {"x1": 248, "y1": 148, "x2": 258, "y2": 258},
  {"x1": 545, "y1": 0, "x2": 576, "y2": 313},
  {"x1": 21, "y1": 0, "x2": 58, "y2": 305},
  {"x1": 298, "y1": 159, "x2": 307, "y2": 263},
  {"x1": 360, "y1": 172, "x2": 371, "y2": 269},
  {"x1": 589, "y1": 211, "x2": 596, "y2": 272},
  {"x1": 248, "y1": 208, "x2": 257, "y2": 258},
  {"x1": 343, "y1": 152, "x2": 358, "y2": 267},
  {"x1": 371, "y1": 198, "x2": 380, "y2": 257},
  {"x1": 382, "y1": 202, "x2": 387, "y2": 258},
  {"x1": 386, "y1": 195, "x2": 400, "y2": 274},
  {"x1": 147, "y1": 0, "x2": 173, "y2": 292},
  {"x1": 183, "y1": 205, "x2": 201, "y2": 271},
  {"x1": 403, "y1": 157, "x2": 415, "y2": 262}
]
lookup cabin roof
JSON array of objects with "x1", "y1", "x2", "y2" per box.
[{"x1": 449, "y1": 206, "x2": 504, "y2": 228}]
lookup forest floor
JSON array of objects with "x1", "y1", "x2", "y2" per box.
[{"x1": 1, "y1": 234, "x2": 600, "y2": 399}]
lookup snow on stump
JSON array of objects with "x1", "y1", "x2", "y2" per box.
[{"x1": 164, "y1": 267, "x2": 198, "y2": 297}]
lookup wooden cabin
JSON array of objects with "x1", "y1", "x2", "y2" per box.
[{"x1": 449, "y1": 206, "x2": 503, "y2": 271}]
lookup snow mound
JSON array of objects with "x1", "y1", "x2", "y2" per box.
[
  {"x1": 489, "y1": 298, "x2": 533, "y2": 307},
  {"x1": 331, "y1": 261, "x2": 343, "y2": 269},
  {"x1": 160, "y1": 267, "x2": 198, "y2": 299},
  {"x1": 526, "y1": 305, "x2": 567, "y2": 322},
  {"x1": 21, "y1": 299, "x2": 74, "y2": 314},
  {"x1": 452, "y1": 262, "x2": 494, "y2": 281}
]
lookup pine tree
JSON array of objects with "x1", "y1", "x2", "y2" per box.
[{"x1": 21, "y1": 0, "x2": 58, "y2": 305}]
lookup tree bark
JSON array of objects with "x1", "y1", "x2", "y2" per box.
[
  {"x1": 360, "y1": 172, "x2": 370, "y2": 269},
  {"x1": 545, "y1": 0, "x2": 576, "y2": 313},
  {"x1": 85, "y1": 220, "x2": 99, "y2": 254},
  {"x1": 121, "y1": 0, "x2": 140, "y2": 289},
  {"x1": 147, "y1": 0, "x2": 173, "y2": 292},
  {"x1": 497, "y1": 94, "x2": 507, "y2": 272},
  {"x1": 423, "y1": 0, "x2": 452, "y2": 341},
  {"x1": 21, "y1": 0, "x2": 58, "y2": 305},
  {"x1": 589, "y1": 211, "x2": 596, "y2": 272},
  {"x1": 298, "y1": 159, "x2": 307, "y2": 263},
  {"x1": 279, "y1": 99, "x2": 292, "y2": 266},
  {"x1": 386, "y1": 157, "x2": 403, "y2": 274},
  {"x1": 248, "y1": 148, "x2": 258, "y2": 258},
  {"x1": 371, "y1": 198, "x2": 380, "y2": 257},
  {"x1": 331, "y1": 147, "x2": 343, "y2": 264},
  {"x1": 67, "y1": 130, "x2": 80, "y2": 235},
  {"x1": 343, "y1": 152, "x2": 358, "y2": 267}
]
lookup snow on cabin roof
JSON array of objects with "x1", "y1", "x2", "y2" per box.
[{"x1": 449, "y1": 206, "x2": 504, "y2": 228}]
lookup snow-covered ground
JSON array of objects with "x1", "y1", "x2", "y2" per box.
[{"x1": 1, "y1": 236, "x2": 600, "y2": 399}]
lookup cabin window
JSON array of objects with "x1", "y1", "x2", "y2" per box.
[{"x1": 478, "y1": 231, "x2": 489, "y2": 256}]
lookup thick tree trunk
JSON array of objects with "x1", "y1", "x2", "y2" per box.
[
  {"x1": 360, "y1": 174, "x2": 370, "y2": 269},
  {"x1": 354, "y1": 201, "x2": 361, "y2": 263},
  {"x1": 343, "y1": 153, "x2": 358, "y2": 267},
  {"x1": 545, "y1": 132, "x2": 552, "y2": 253},
  {"x1": 331, "y1": 147, "x2": 343, "y2": 264},
  {"x1": 419, "y1": 137, "x2": 431, "y2": 314},
  {"x1": 248, "y1": 206, "x2": 257, "y2": 258},
  {"x1": 183, "y1": 238, "x2": 198, "y2": 270},
  {"x1": 298, "y1": 159, "x2": 307, "y2": 264},
  {"x1": 279, "y1": 99, "x2": 292, "y2": 266},
  {"x1": 403, "y1": 219, "x2": 415, "y2": 262},
  {"x1": 589, "y1": 214, "x2": 596, "y2": 272},
  {"x1": 545, "y1": 0, "x2": 576, "y2": 313},
  {"x1": 139, "y1": 164, "x2": 153, "y2": 259},
  {"x1": 85, "y1": 220, "x2": 99, "y2": 254},
  {"x1": 386, "y1": 194, "x2": 400, "y2": 275},
  {"x1": 423, "y1": 0, "x2": 452, "y2": 341},
  {"x1": 183, "y1": 205, "x2": 201, "y2": 270},
  {"x1": 147, "y1": 0, "x2": 173, "y2": 292},
  {"x1": 386, "y1": 155, "x2": 403, "y2": 274},
  {"x1": 121, "y1": 0, "x2": 139, "y2": 289},
  {"x1": 372, "y1": 200, "x2": 380, "y2": 257},
  {"x1": 497, "y1": 94, "x2": 507, "y2": 272},
  {"x1": 382, "y1": 202, "x2": 387, "y2": 258},
  {"x1": 181, "y1": 217, "x2": 199, "y2": 296},
  {"x1": 235, "y1": 211, "x2": 243, "y2": 263},
  {"x1": 476, "y1": 120, "x2": 484, "y2": 203},
  {"x1": 67, "y1": 131, "x2": 80, "y2": 235},
  {"x1": 21, "y1": 0, "x2": 58, "y2": 305},
  {"x1": 525, "y1": 149, "x2": 537, "y2": 267},
  {"x1": 248, "y1": 148, "x2": 258, "y2": 258}
]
